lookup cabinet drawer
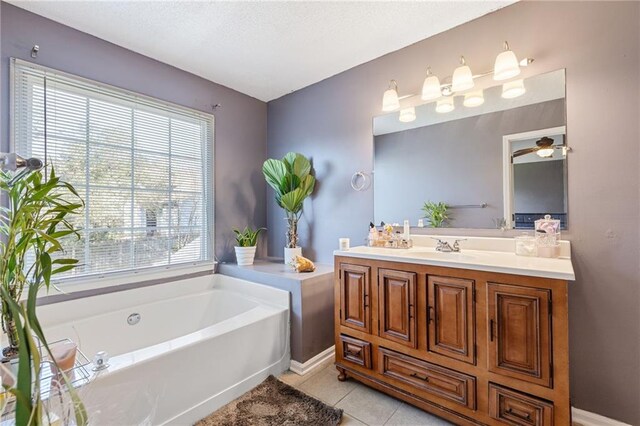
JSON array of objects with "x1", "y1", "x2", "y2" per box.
[
  {"x1": 378, "y1": 347, "x2": 476, "y2": 410},
  {"x1": 339, "y1": 335, "x2": 372, "y2": 369},
  {"x1": 489, "y1": 384, "x2": 554, "y2": 426}
]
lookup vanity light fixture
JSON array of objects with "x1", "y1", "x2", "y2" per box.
[
  {"x1": 463, "y1": 90, "x2": 484, "y2": 107},
  {"x1": 421, "y1": 67, "x2": 442, "y2": 101},
  {"x1": 501, "y1": 79, "x2": 526, "y2": 99},
  {"x1": 382, "y1": 80, "x2": 400, "y2": 112},
  {"x1": 398, "y1": 106, "x2": 416, "y2": 122},
  {"x1": 451, "y1": 56, "x2": 474, "y2": 92},
  {"x1": 494, "y1": 41, "x2": 521, "y2": 81},
  {"x1": 435, "y1": 97, "x2": 455, "y2": 113}
]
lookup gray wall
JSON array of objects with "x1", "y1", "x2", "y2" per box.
[
  {"x1": 0, "y1": 2, "x2": 268, "y2": 262},
  {"x1": 374, "y1": 99, "x2": 565, "y2": 228},
  {"x1": 514, "y1": 160, "x2": 565, "y2": 214},
  {"x1": 267, "y1": 2, "x2": 640, "y2": 423}
]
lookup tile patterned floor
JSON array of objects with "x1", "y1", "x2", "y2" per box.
[{"x1": 279, "y1": 360, "x2": 453, "y2": 426}]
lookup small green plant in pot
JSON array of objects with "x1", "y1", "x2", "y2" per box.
[
  {"x1": 422, "y1": 201, "x2": 450, "y2": 228},
  {"x1": 233, "y1": 227, "x2": 265, "y2": 266},
  {"x1": 262, "y1": 152, "x2": 315, "y2": 263}
]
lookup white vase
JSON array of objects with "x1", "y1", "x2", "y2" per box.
[
  {"x1": 235, "y1": 246, "x2": 257, "y2": 266},
  {"x1": 284, "y1": 247, "x2": 302, "y2": 264}
]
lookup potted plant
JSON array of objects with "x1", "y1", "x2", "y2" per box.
[
  {"x1": 262, "y1": 152, "x2": 315, "y2": 262},
  {"x1": 422, "y1": 201, "x2": 450, "y2": 228},
  {"x1": 0, "y1": 166, "x2": 88, "y2": 424},
  {"x1": 233, "y1": 226, "x2": 265, "y2": 266}
]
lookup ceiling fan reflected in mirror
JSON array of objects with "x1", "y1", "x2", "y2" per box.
[{"x1": 512, "y1": 136, "x2": 569, "y2": 159}]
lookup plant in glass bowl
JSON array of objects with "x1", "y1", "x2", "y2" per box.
[
  {"x1": 262, "y1": 152, "x2": 315, "y2": 262},
  {"x1": 233, "y1": 226, "x2": 265, "y2": 266}
]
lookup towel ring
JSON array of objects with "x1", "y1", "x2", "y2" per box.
[{"x1": 351, "y1": 171, "x2": 370, "y2": 192}]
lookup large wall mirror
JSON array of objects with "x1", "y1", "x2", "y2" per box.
[{"x1": 373, "y1": 69, "x2": 567, "y2": 230}]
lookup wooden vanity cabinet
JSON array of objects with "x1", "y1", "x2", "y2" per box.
[{"x1": 335, "y1": 257, "x2": 570, "y2": 426}]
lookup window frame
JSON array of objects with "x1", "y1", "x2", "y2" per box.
[{"x1": 9, "y1": 58, "x2": 216, "y2": 290}]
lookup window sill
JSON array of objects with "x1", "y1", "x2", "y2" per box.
[{"x1": 35, "y1": 262, "x2": 217, "y2": 301}]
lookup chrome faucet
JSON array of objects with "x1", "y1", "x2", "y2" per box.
[{"x1": 432, "y1": 238, "x2": 466, "y2": 253}]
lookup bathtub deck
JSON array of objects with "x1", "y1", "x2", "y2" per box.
[{"x1": 279, "y1": 360, "x2": 453, "y2": 425}]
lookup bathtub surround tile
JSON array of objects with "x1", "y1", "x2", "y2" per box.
[
  {"x1": 335, "y1": 385, "x2": 402, "y2": 425},
  {"x1": 298, "y1": 366, "x2": 359, "y2": 406},
  {"x1": 219, "y1": 260, "x2": 335, "y2": 364},
  {"x1": 384, "y1": 403, "x2": 453, "y2": 425}
]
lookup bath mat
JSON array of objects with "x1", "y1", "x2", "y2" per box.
[{"x1": 195, "y1": 375, "x2": 343, "y2": 426}]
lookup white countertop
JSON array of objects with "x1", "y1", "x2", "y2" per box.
[{"x1": 334, "y1": 244, "x2": 575, "y2": 281}]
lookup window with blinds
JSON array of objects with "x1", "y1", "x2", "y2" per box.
[{"x1": 11, "y1": 58, "x2": 214, "y2": 280}]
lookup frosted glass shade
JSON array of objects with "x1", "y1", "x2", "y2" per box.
[
  {"x1": 502, "y1": 79, "x2": 526, "y2": 99},
  {"x1": 451, "y1": 65, "x2": 474, "y2": 92},
  {"x1": 537, "y1": 148, "x2": 554, "y2": 158},
  {"x1": 494, "y1": 49, "x2": 521, "y2": 81},
  {"x1": 382, "y1": 87, "x2": 400, "y2": 111},
  {"x1": 421, "y1": 75, "x2": 442, "y2": 101},
  {"x1": 435, "y1": 97, "x2": 454, "y2": 113},
  {"x1": 463, "y1": 90, "x2": 484, "y2": 107},
  {"x1": 399, "y1": 107, "x2": 416, "y2": 123}
]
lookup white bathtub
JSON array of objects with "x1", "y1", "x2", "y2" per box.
[{"x1": 36, "y1": 274, "x2": 290, "y2": 425}]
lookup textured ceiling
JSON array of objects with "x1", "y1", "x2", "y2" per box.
[{"x1": 7, "y1": 1, "x2": 516, "y2": 101}]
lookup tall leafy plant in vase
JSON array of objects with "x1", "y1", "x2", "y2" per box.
[
  {"x1": 0, "y1": 167, "x2": 88, "y2": 425},
  {"x1": 263, "y1": 152, "x2": 315, "y2": 263}
]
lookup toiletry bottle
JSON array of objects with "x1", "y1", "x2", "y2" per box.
[
  {"x1": 403, "y1": 220, "x2": 410, "y2": 241},
  {"x1": 368, "y1": 222, "x2": 378, "y2": 245}
]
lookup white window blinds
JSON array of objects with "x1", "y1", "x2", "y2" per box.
[{"x1": 11, "y1": 58, "x2": 214, "y2": 280}]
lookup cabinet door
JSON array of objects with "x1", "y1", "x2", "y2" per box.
[
  {"x1": 427, "y1": 276, "x2": 475, "y2": 364},
  {"x1": 378, "y1": 269, "x2": 417, "y2": 348},
  {"x1": 488, "y1": 283, "x2": 552, "y2": 387},
  {"x1": 339, "y1": 264, "x2": 371, "y2": 334}
]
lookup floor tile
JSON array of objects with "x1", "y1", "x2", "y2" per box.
[
  {"x1": 335, "y1": 383, "x2": 402, "y2": 425},
  {"x1": 278, "y1": 359, "x2": 335, "y2": 387},
  {"x1": 298, "y1": 366, "x2": 359, "y2": 405},
  {"x1": 278, "y1": 370, "x2": 308, "y2": 387},
  {"x1": 341, "y1": 413, "x2": 367, "y2": 425},
  {"x1": 384, "y1": 403, "x2": 453, "y2": 425}
]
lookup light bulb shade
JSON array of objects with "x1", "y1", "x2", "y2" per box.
[
  {"x1": 382, "y1": 87, "x2": 400, "y2": 111},
  {"x1": 494, "y1": 50, "x2": 521, "y2": 81},
  {"x1": 421, "y1": 75, "x2": 442, "y2": 101},
  {"x1": 463, "y1": 90, "x2": 484, "y2": 107},
  {"x1": 502, "y1": 79, "x2": 526, "y2": 99},
  {"x1": 537, "y1": 148, "x2": 554, "y2": 158},
  {"x1": 398, "y1": 107, "x2": 416, "y2": 123},
  {"x1": 451, "y1": 65, "x2": 474, "y2": 92},
  {"x1": 435, "y1": 97, "x2": 455, "y2": 113}
]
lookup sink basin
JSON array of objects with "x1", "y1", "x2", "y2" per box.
[{"x1": 408, "y1": 250, "x2": 477, "y2": 262}]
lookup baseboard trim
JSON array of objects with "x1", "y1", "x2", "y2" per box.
[
  {"x1": 572, "y1": 407, "x2": 631, "y2": 426},
  {"x1": 290, "y1": 346, "x2": 335, "y2": 375}
]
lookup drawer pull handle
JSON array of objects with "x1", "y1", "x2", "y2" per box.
[
  {"x1": 506, "y1": 408, "x2": 531, "y2": 420},
  {"x1": 427, "y1": 306, "x2": 434, "y2": 323},
  {"x1": 410, "y1": 372, "x2": 429, "y2": 381},
  {"x1": 345, "y1": 349, "x2": 361, "y2": 357},
  {"x1": 364, "y1": 294, "x2": 369, "y2": 308}
]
